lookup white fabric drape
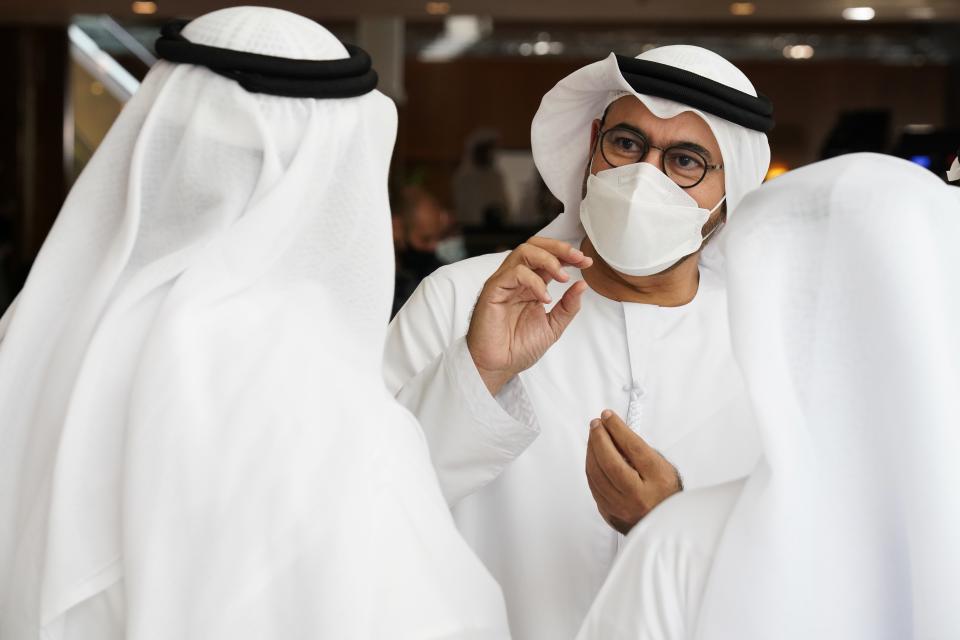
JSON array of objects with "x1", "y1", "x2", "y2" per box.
[
  {"x1": 696, "y1": 152, "x2": 960, "y2": 639},
  {"x1": 0, "y1": 7, "x2": 509, "y2": 639}
]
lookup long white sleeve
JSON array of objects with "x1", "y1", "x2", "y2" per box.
[{"x1": 383, "y1": 258, "x2": 540, "y2": 505}]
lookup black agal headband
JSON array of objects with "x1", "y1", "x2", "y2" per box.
[
  {"x1": 155, "y1": 20, "x2": 378, "y2": 99},
  {"x1": 616, "y1": 55, "x2": 774, "y2": 133}
]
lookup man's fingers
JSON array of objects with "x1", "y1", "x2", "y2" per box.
[
  {"x1": 501, "y1": 243, "x2": 573, "y2": 284},
  {"x1": 584, "y1": 471, "x2": 615, "y2": 519},
  {"x1": 484, "y1": 263, "x2": 551, "y2": 304},
  {"x1": 586, "y1": 473, "x2": 621, "y2": 522},
  {"x1": 510, "y1": 265, "x2": 551, "y2": 303},
  {"x1": 588, "y1": 418, "x2": 641, "y2": 492},
  {"x1": 600, "y1": 410, "x2": 659, "y2": 477},
  {"x1": 526, "y1": 236, "x2": 594, "y2": 269},
  {"x1": 546, "y1": 280, "x2": 587, "y2": 338},
  {"x1": 587, "y1": 431, "x2": 624, "y2": 500}
]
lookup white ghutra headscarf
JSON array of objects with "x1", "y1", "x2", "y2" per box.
[
  {"x1": 0, "y1": 7, "x2": 508, "y2": 639},
  {"x1": 698, "y1": 153, "x2": 960, "y2": 639}
]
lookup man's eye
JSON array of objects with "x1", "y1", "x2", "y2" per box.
[
  {"x1": 611, "y1": 135, "x2": 644, "y2": 154},
  {"x1": 672, "y1": 153, "x2": 704, "y2": 169}
]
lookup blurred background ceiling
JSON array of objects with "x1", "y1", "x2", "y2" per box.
[
  {"x1": 67, "y1": 13, "x2": 960, "y2": 64},
  {"x1": 4, "y1": 0, "x2": 960, "y2": 23}
]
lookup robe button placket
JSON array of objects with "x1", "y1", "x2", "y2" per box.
[{"x1": 623, "y1": 380, "x2": 646, "y2": 432}]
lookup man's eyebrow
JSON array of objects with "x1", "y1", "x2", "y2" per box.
[
  {"x1": 608, "y1": 121, "x2": 715, "y2": 161},
  {"x1": 671, "y1": 141, "x2": 714, "y2": 161}
]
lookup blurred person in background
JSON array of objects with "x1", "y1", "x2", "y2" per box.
[
  {"x1": 392, "y1": 184, "x2": 465, "y2": 316},
  {"x1": 452, "y1": 128, "x2": 511, "y2": 229},
  {"x1": 518, "y1": 173, "x2": 565, "y2": 229}
]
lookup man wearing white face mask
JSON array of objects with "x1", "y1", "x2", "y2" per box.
[{"x1": 384, "y1": 46, "x2": 772, "y2": 640}]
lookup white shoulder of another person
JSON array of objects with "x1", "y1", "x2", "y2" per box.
[
  {"x1": 623, "y1": 479, "x2": 745, "y2": 568},
  {"x1": 578, "y1": 480, "x2": 746, "y2": 640}
]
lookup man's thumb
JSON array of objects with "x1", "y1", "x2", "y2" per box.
[{"x1": 546, "y1": 281, "x2": 587, "y2": 339}]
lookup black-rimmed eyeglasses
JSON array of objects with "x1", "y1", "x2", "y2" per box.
[{"x1": 598, "y1": 126, "x2": 724, "y2": 189}]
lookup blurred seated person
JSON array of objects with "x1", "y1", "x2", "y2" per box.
[
  {"x1": 518, "y1": 172, "x2": 565, "y2": 229},
  {"x1": 392, "y1": 185, "x2": 455, "y2": 315},
  {"x1": 452, "y1": 129, "x2": 510, "y2": 229}
]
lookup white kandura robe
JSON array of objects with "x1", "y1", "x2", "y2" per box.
[{"x1": 383, "y1": 247, "x2": 761, "y2": 640}]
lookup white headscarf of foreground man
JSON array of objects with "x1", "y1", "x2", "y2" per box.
[
  {"x1": 577, "y1": 152, "x2": 960, "y2": 640},
  {"x1": 384, "y1": 46, "x2": 770, "y2": 639},
  {"x1": 0, "y1": 7, "x2": 509, "y2": 640}
]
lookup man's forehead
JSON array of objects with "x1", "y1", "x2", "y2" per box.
[{"x1": 605, "y1": 95, "x2": 719, "y2": 150}]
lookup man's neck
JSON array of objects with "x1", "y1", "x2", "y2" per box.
[{"x1": 579, "y1": 237, "x2": 701, "y2": 307}]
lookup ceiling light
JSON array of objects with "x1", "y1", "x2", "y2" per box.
[
  {"x1": 842, "y1": 6, "x2": 875, "y2": 21},
  {"x1": 783, "y1": 44, "x2": 815, "y2": 60},
  {"x1": 131, "y1": 1, "x2": 157, "y2": 15},
  {"x1": 729, "y1": 2, "x2": 756, "y2": 16},
  {"x1": 425, "y1": 1, "x2": 451, "y2": 15}
]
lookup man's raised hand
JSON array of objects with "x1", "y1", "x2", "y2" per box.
[{"x1": 467, "y1": 237, "x2": 593, "y2": 395}]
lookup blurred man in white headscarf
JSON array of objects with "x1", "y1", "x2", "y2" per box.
[
  {"x1": 384, "y1": 46, "x2": 772, "y2": 638},
  {"x1": 452, "y1": 129, "x2": 511, "y2": 228},
  {"x1": 0, "y1": 7, "x2": 509, "y2": 640},
  {"x1": 577, "y1": 152, "x2": 960, "y2": 640}
]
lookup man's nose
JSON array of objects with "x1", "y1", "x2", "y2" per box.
[{"x1": 641, "y1": 145, "x2": 665, "y2": 169}]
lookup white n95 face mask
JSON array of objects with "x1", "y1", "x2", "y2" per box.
[{"x1": 580, "y1": 161, "x2": 725, "y2": 277}]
